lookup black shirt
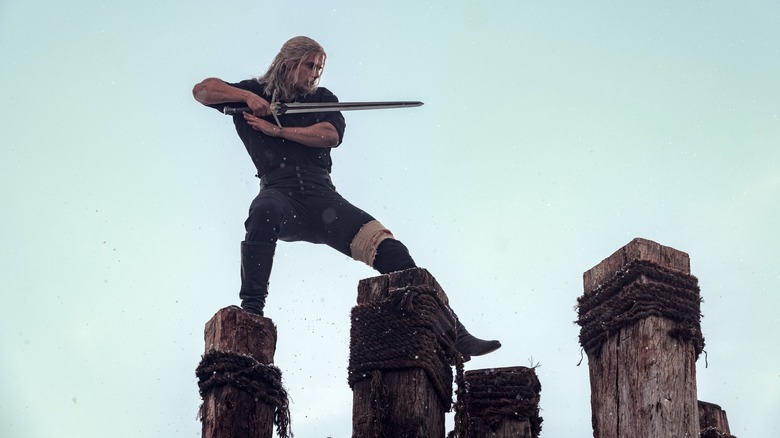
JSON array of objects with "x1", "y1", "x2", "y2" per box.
[{"x1": 210, "y1": 79, "x2": 347, "y2": 177}]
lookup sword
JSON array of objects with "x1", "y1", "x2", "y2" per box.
[{"x1": 222, "y1": 99, "x2": 423, "y2": 127}]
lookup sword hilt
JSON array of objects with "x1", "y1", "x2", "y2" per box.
[
  {"x1": 221, "y1": 105, "x2": 283, "y2": 127},
  {"x1": 222, "y1": 106, "x2": 250, "y2": 115}
]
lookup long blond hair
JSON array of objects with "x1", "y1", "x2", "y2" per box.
[{"x1": 256, "y1": 36, "x2": 325, "y2": 102}]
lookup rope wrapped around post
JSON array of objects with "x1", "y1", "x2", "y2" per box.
[
  {"x1": 450, "y1": 367, "x2": 543, "y2": 438},
  {"x1": 576, "y1": 259, "x2": 705, "y2": 358},
  {"x1": 196, "y1": 349, "x2": 291, "y2": 438},
  {"x1": 349, "y1": 284, "x2": 462, "y2": 424}
]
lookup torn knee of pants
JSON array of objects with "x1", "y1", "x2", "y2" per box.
[{"x1": 350, "y1": 220, "x2": 394, "y2": 267}]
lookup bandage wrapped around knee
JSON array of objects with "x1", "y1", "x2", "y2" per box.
[{"x1": 350, "y1": 220, "x2": 394, "y2": 266}]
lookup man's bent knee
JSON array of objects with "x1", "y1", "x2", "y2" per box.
[
  {"x1": 245, "y1": 196, "x2": 285, "y2": 243},
  {"x1": 349, "y1": 220, "x2": 394, "y2": 266}
]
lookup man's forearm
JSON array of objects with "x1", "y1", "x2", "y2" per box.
[
  {"x1": 278, "y1": 122, "x2": 340, "y2": 148},
  {"x1": 193, "y1": 78, "x2": 251, "y2": 105},
  {"x1": 194, "y1": 78, "x2": 271, "y2": 116},
  {"x1": 242, "y1": 112, "x2": 340, "y2": 148}
]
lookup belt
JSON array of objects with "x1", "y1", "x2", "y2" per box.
[{"x1": 259, "y1": 165, "x2": 333, "y2": 192}]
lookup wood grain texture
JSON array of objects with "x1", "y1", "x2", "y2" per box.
[
  {"x1": 352, "y1": 268, "x2": 453, "y2": 438},
  {"x1": 582, "y1": 240, "x2": 699, "y2": 438},
  {"x1": 201, "y1": 307, "x2": 278, "y2": 438}
]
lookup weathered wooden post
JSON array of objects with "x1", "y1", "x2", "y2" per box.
[
  {"x1": 349, "y1": 268, "x2": 458, "y2": 438},
  {"x1": 196, "y1": 306, "x2": 290, "y2": 438},
  {"x1": 458, "y1": 366, "x2": 543, "y2": 438},
  {"x1": 699, "y1": 400, "x2": 737, "y2": 438},
  {"x1": 577, "y1": 238, "x2": 704, "y2": 438}
]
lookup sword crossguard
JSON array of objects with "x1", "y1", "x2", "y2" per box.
[{"x1": 270, "y1": 91, "x2": 284, "y2": 127}]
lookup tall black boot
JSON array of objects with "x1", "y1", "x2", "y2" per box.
[
  {"x1": 239, "y1": 241, "x2": 276, "y2": 316},
  {"x1": 455, "y1": 320, "x2": 502, "y2": 361},
  {"x1": 373, "y1": 239, "x2": 416, "y2": 274}
]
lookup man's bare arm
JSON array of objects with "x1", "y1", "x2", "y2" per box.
[
  {"x1": 242, "y1": 113, "x2": 340, "y2": 148},
  {"x1": 192, "y1": 78, "x2": 271, "y2": 116}
]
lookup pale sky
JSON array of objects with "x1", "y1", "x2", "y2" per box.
[{"x1": 1, "y1": 1, "x2": 778, "y2": 437}]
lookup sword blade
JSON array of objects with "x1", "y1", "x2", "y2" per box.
[{"x1": 274, "y1": 101, "x2": 423, "y2": 115}]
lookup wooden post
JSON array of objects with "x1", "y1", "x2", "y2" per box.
[
  {"x1": 197, "y1": 306, "x2": 287, "y2": 438},
  {"x1": 349, "y1": 268, "x2": 457, "y2": 438},
  {"x1": 461, "y1": 366, "x2": 542, "y2": 438},
  {"x1": 577, "y1": 238, "x2": 703, "y2": 438},
  {"x1": 699, "y1": 400, "x2": 736, "y2": 438}
]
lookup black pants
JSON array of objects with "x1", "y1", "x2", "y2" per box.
[{"x1": 244, "y1": 165, "x2": 413, "y2": 272}]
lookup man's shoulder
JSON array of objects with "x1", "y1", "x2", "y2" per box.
[
  {"x1": 228, "y1": 78, "x2": 265, "y2": 96},
  {"x1": 232, "y1": 78, "x2": 265, "y2": 94},
  {"x1": 311, "y1": 87, "x2": 338, "y2": 102}
]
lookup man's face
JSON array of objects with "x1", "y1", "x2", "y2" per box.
[{"x1": 289, "y1": 52, "x2": 325, "y2": 93}]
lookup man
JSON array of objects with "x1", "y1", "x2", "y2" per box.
[{"x1": 192, "y1": 36, "x2": 500, "y2": 358}]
